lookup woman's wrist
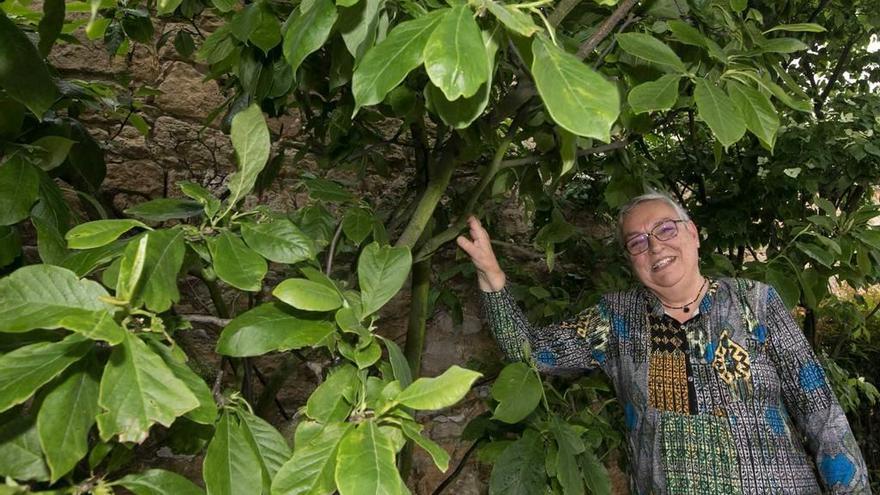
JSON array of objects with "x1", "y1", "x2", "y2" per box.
[{"x1": 478, "y1": 269, "x2": 506, "y2": 292}]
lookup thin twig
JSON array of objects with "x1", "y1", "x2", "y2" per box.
[
  {"x1": 180, "y1": 313, "x2": 231, "y2": 326},
  {"x1": 498, "y1": 139, "x2": 629, "y2": 169},
  {"x1": 491, "y1": 239, "x2": 544, "y2": 260},
  {"x1": 432, "y1": 440, "x2": 483, "y2": 495},
  {"x1": 576, "y1": 0, "x2": 640, "y2": 59},
  {"x1": 325, "y1": 220, "x2": 345, "y2": 276}
]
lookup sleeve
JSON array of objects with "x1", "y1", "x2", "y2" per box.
[
  {"x1": 479, "y1": 283, "x2": 612, "y2": 374},
  {"x1": 764, "y1": 286, "x2": 871, "y2": 494}
]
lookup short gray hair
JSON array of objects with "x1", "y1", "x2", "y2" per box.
[{"x1": 617, "y1": 191, "x2": 691, "y2": 243}]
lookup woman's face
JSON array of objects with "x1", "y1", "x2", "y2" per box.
[{"x1": 621, "y1": 200, "x2": 701, "y2": 293}]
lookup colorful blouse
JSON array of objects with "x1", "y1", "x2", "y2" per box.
[{"x1": 480, "y1": 277, "x2": 871, "y2": 494}]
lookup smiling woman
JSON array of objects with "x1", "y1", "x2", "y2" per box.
[{"x1": 457, "y1": 191, "x2": 872, "y2": 494}]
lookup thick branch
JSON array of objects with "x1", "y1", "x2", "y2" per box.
[
  {"x1": 576, "y1": 0, "x2": 640, "y2": 59},
  {"x1": 815, "y1": 32, "x2": 861, "y2": 117},
  {"x1": 498, "y1": 138, "x2": 628, "y2": 169},
  {"x1": 180, "y1": 313, "x2": 231, "y2": 327}
]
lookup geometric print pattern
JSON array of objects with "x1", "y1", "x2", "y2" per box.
[{"x1": 480, "y1": 277, "x2": 872, "y2": 494}]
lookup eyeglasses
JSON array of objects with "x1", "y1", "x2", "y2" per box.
[{"x1": 624, "y1": 219, "x2": 687, "y2": 255}]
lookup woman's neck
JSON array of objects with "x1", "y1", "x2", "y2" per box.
[{"x1": 653, "y1": 273, "x2": 707, "y2": 308}]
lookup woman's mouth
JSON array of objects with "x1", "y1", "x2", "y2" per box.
[{"x1": 652, "y1": 256, "x2": 676, "y2": 272}]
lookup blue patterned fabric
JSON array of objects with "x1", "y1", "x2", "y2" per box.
[{"x1": 481, "y1": 277, "x2": 872, "y2": 494}]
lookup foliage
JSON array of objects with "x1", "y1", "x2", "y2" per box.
[{"x1": 0, "y1": 0, "x2": 879, "y2": 492}]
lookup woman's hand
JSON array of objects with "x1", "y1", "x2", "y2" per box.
[{"x1": 456, "y1": 215, "x2": 507, "y2": 292}]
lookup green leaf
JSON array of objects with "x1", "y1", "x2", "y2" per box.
[
  {"x1": 38, "y1": 0, "x2": 66, "y2": 57},
  {"x1": 0, "y1": 158, "x2": 40, "y2": 226},
  {"x1": 30, "y1": 136, "x2": 76, "y2": 171},
  {"x1": 238, "y1": 407, "x2": 291, "y2": 491},
  {"x1": 423, "y1": 5, "x2": 490, "y2": 101},
  {"x1": 116, "y1": 468, "x2": 205, "y2": 495},
  {"x1": 122, "y1": 9, "x2": 154, "y2": 43},
  {"x1": 125, "y1": 198, "x2": 204, "y2": 222},
  {"x1": 37, "y1": 356, "x2": 99, "y2": 482},
  {"x1": 283, "y1": 0, "x2": 338, "y2": 74},
  {"x1": 615, "y1": 32, "x2": 686, "y2": 72},
  {"x1": 488, "y1": 430, "x2": 545, "y2": 495},
  {"x1": 241, "y1": 219, "x2": 317, "y2": 264},
  {"x1": 251, "y1": 2, "x2": 283, "y2": 54},
  {"x1": 760, "y1": 37, "x2": 808, "y2": 54},
  {"x1": 727, "y1": 81, "x2": 778, "y2": 150},
  {"x1": 303, "y1": 178, "x2": 354, "y2": 202},
  {"x1": 400, "y1": 420, "x2": 449, "y2": 472},
  {"x1": 378, "y1": 336, "x2": 412, "y2": 388},
  {"x1": 335, "y1": 420, "x2": 406, "y2": 495},
  {"x1": 0, "y1": 225, "x2": 20, "y2": 268},
  {"x1": 66, "y1": 219, "x2": 149, "y2": 249},
  {"x1": 273, "y1": 278, "x2": 343, "y2": 311},
  {"x1": 0, "y1": 264, "x2": 116, "y2": 334},
  {"x1": 484, "y1": 0, "x2": 540, "y2": 37},
  {"x1": 0, "y1": 11, "x2": 58, "y2": 118},
  {"x1": 0, "y1": 334, "x2": 91, "y2": 413},
  {"x1": 395, "y1": 365, "x2": 481, "y2": 410},
  {"x1": 144, "y1": 338, "x2": 217, "y2": 425},
  {"x1": 306, "y1": 364, "x2": 358, "y2": 422},
  {"x1": 766, "y1": 263, "x2": 800, "y2": 309},
  {"x1": 96, "y1": 332, "x2": 200, "y2": 443},
  {"x1": 61, "y1": 239, "x2": 127, "y2": 277},
  {"x1": 358, "y1": 242, "x2": 412, "y2": 316},
  {"x1": 796, "y1": 241, "x2": 835, "y2": 268},
  {"x1": 208, "y1": 231, "x2": 267, "y2": 292},
  {"x1": 217, "y1": 302, "x2": 337, "y2": 356},
  {"x1": 129, "y1": 229, "x2": 187, "y2": 312},
  {"x1": 211, "y1": 0, "x2": 237, "y2": 13},
  {"x1": 0, "y1": 413, "x2": 50, "y2": 482},
  {"x1": 490, "y1": 362, "x2": 542, "y2": 423},
  {"x1": 342, "y1": 208, "x2": 373, "y2": 245},
  {"x1": 531, "y1": 35, "x2": 620, "y2": 142},
  {"x1": 628, "y1": 74, "x2": 680, "y2": 114},
  {"x1": 158, "y1": 0, "x2": 186, "y2": 15},
  {"x1": 338, "y1": 0, "x2": 382, "y2": 61},
  {"x1": 729, "y1": 0, "x2": 746, "y2": 13},
  {"x1": 203, "y1": 413, "x2": 263, "y2": 495},
  {"x1": 352, "y1": 10, "x2": 445, "y2": 112},
  {"x1": 556, "y1": 444, "x2": 583, "y2": 495},
  {"x1": 579, "y1": 450, "x2": 611, "y2": 495},
  {"x1": 694, "y1": 78, "x2": 745, "y2": 149},
  {"x1": 225, "y1": 104, "x2": 271, "y2": 214},
  {"x1": 763, "y1": 23, "x2": 826, "y2": 34},
  {"x1": 271, "y1": 422, "x2": 351, "y2": 495},
  {"x1": 179, "y1": 181, "x2": 221, "y2": 219}
]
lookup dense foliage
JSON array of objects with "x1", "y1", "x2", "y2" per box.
[{"x1": 0, "y1": 0, "x2": 878, "y2": 493}]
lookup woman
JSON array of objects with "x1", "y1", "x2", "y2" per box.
[{"x1": 456, "y1": 192, "x2": 870, "y2": 494}]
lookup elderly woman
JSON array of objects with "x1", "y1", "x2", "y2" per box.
[{"x1": 457, "y1": 192, "x2": 870, "y2": 494}]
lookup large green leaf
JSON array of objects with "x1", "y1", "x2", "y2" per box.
[
  {"x1": 0, "y1": 334, "x2": 91, "y2": 413},
  {"x1": 628, "y1": 74, "x2": 681, "y2": 114},
  {"x1": 579, "y1": 450, "x2": 611, "y2": 495},
  {"x1": 763, "y1": 23, "x2": 826, "y2": 34},
  {"x1": 666, "y1": 20, "x2": 726, "y2": 62},
  {"x1": 125, "y1": 198, "x2": 204, "y2": 222},
  {"x1": 358, "y1": 242, "x2": 411, "y2": 316},
  {"x1": 305, "y1": 364, "x2": 358, "y2": 422},
  {"x1": 37, "y1": 356, "x2": 100, "y2": 482},
  {"x1": 128, "y1": 229, "x2": 186, "y2": 312},
  {"x1": 394, "y1": 365, "x2": 481, "y2": 410},
  {"x1": 65, "y1": 219, "x2": 148, "y2": 249},
  {"x1": 491, "y1": 362, "x2": 542, "y2": 424},
  {"x1": 30, "y1": 136, "x2": 75, "y2": 171},
  {"x1": 378, "y1": 336, "x2": 411, "y2": 388},
  {"x1": 32, "y1": 168, "x2": 71, "y2": 233},
  {"x1": 335, "y1": 420, "x2": 406, "y2": 495},
  {"x1": 225, "y1": 104, "x2": 271, "y2": 213},
  {"x1": 241, "y1": 219, "x2": 317, "y2": 264},
  {"x1": 60, "y1": 239, "x2": 127, "y2": 277},
  {"x1": 96, "y1": 332, "x2": 200, "y2": 443},
  {"x1": 0, "y1": 158, "x2": 40, "y2": 226},
  {"x1": 116, "y1": 468, "x2": 205, "y2": 495},
  {"x1": 531, "y1": 36, "x2": 620, "y2": 142},
  {"x1": 615, "y1": 32, "x2": 686, "y2": 72},
  {"x1": 208, "y1": 231, "x2": 267, "y2": 292},
  {"x1": 217, "y1": 302, "x2": 336, "y2": 357},
  {"x1": 341, "y1": 208, "x2": 373, "y2": 245},
  {"x1": 238, "y1": 408, "x2": 292, "y2": 492},
  {"x1": 180, "y1": 181, "x2": 221, "y2": 219},
  {"x1": 203, "y1": 413, "x2": 263, "y2": 495},
  {"x1": 338, "y1": 0, "x2": 382, "y2": 60},
  {"x1": 0, "y1": 225, "x2": 20, "y2": 268},
  {"x1": 694, "y1": 78, "x2": 745, "y2": 149},
  {"x1": 400, "y1": 420, "x2": 449, "y2": 472},
  {"x1": 144, "y1": 338, "x2": 217, "y2": 425},
  {"x1": 484, "y1": 0, "x2": 540, "y2": 37},
  {"x1": 0, "y1": 264, "x2": 114, "y2": 333},
  {"x1": 273, "y1": 278, "x2": 343, "y2": 312},
  {"x1": 271, "y1": 422, "x2": 351, "y2": 495},
  {"x1": 0, "y1": 413, "x2": 50, "y2": 482},
  {"x1": 760, "y1": 37, "x2": 808, "y2": 54},
  {"x1": 488, "y1": 430, "x2": 545, "y2": 495},
  {"x1": 726, "y1": 81, "x2": 779, "y2": 150},
  {"x1": 37, "y1": 0, "x2": 65, "y2": 57},
  {"x1": 0, "y1": 11, "x2": 58, "y2": 118},
  {"x1": 352, "y1": 10, "x2": 445, "y2": 112},
  {"x1": 283, "y1": 0, "x2": 338, "y2": 74},
  {"x1": 423, "y1": 5, "x2": 489, "y2": 101}
]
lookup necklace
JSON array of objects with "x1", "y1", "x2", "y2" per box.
[{"x1": 658, "y1": 277, "x2": 708, "y2": 313}]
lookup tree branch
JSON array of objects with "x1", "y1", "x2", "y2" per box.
[
  {"x1": 815, "y1": 31, "x2": 861, "y2": 117},
  {"x1": 576, "y1": 0, "x2": 640, "y2": 59},
  {"x1": 498, "y1": 138, "x2": 629, "y2": 169},
  {"x1": 180, "y1": 313, "x2": 231, "y2": 326}
]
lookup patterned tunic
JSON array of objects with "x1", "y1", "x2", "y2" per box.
[{"x1": 480, "y1": 277, "x2": 871, "y2": 494}]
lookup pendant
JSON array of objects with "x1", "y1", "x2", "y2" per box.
[{"x1": 683, "y1": 307, "x2": 690, "y2": 313}]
